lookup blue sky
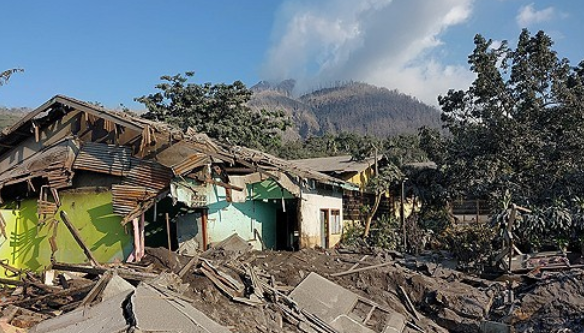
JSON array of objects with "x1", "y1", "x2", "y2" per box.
[{"x1": 1, "y1": 0, "x2": 583, "y2": 109}]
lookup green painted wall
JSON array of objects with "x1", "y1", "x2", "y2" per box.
[
  {"x1": 206, "y1": 184, "x2": 278, "y2": 249},
  {"x1": 251, "y1": 180, "x2": 294, "y2": 200},
  {"x1": 0, "y1": 190, "x2": 132, "y2": 277}
]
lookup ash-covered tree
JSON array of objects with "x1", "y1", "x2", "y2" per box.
[
  {"x1": 433, "y1": 29, "x2": 584, "y2": 208},
  {"x1": 136, "y1": 72, "x2": 291, "y2": 150},
  {"x1": 362, "y1": 163, "x2": 403, "y2": 238}
]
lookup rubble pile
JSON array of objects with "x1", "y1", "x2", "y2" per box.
[{"x1": 1, "y1": 244, "x2": 584, "y2": 333}]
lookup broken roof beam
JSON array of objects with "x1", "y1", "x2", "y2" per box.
[
  {"x1": 235, "y1": 158, "x2": 281, "y2": 181},
  {"x1": 51, "y1": 262, "x2": 159, "y2": 281},
  {"x1": 59, "y1": 211, "x2": 100, "y2": 267}
]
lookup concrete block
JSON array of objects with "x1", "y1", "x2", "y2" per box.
[
  {"x1": 101, "y1": 273, "x2": 135, "y2": 301},
  {"x1": 330, "y1": 315, "x2": 376, "y2": 333},
  {"x1": 289, "y1": 272, "x2": 359, "y2": 323},
  {"x1": 132, "y1": 284, "x2": 231, "y2": 333},
  {"x1": 480, "y1": 321, "x2": 513, "y2": 333},
  {"x1": 383, "y1": 312, "x2": 406, "y2": 333}
]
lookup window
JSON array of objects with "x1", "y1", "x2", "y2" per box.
[{"x1": 330, "y1": 209, "x2": 341, "y2": 235}]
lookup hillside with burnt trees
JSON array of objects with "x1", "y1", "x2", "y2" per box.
[{"x1": 250, "y1": 81, "x2": 442, "y2": 139}]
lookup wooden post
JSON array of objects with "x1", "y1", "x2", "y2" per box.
[
  {"x1": 60, "y1": 211, "x2": 100, "y2": 267},
  {"x1": 476, "y1": 199, "x2": 480, "y2": 224},
  {"x1": 201, "y1": 209, "x2": 208, "y2": 250},
  {"x1": 507, "y1": 204, "x2": 517, "y2": 273},
  {"x1": 165, "y1": 213, "x2": 172, "y2": 264},
  {"x1": 401, "y1": 179, "x2": 407, "y2": 252}
]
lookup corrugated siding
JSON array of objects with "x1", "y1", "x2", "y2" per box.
[
  {"x1": 111, "y1": 184, "x2": 158, "y2": 215},
  {"x1": 73, "y1": 142, "x2": 132, "y2": 176},
  {"x1": 122, "y1": 158, "x2": 173, "y2": 191}
]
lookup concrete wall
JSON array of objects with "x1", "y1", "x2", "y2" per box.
[
  {"x1": 299, "y1": 187, "x2": 344, "y2": 248},
  {"x1": 0, "y1": 189, "x2": 133, "y2": 277}
]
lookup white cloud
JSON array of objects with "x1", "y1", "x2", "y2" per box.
[
  {"x1": 516, "y1": 3, "x2": 555, "y2": 27},
  {"x1": 261, "y1": 0, "x2": 475, "y2": 105}
]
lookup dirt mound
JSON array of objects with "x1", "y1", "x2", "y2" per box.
[{"x1": 5, "y1": 246, "x2": 584, "y2": 333}]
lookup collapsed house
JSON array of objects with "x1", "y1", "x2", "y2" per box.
[{"x1": 0, "y1": 95, "x2": 357, "y2": 276}]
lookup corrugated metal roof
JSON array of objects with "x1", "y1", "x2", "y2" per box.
[
  {"x1": 0, "y1": 139, "x2": 78, "y2": 189},
  {"x1": 290, "y1": 155, "x2": 381, "y2": 173},
  {"x1": 73, "y1": 142, "x2": 133, "y2": 176},
  {"x1": 3, "y1": 95, "x2": 358, "y2": 193}
]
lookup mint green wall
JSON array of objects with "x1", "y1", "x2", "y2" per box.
[
  {"x1": 251, "y1": 180, "x2": 294, "y2": 200},
  {"x1": 0, "y1": 190, "x2": 132, "y2": 275},
  {"x1": 205, "y1": 184, "x2": 278, "y2": 249}
]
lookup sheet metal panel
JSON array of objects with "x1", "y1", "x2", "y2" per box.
[{"x1": 73, "y1": 142, "x2": 132, "y2": 176}]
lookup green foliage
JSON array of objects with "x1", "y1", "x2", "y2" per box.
[
  {"x1": 276, "y1": 132, "x2": 382, "y2": 160},
  {"x1": 384, "y1": 134, "x2": 429, "y2": 166},
  {"x1": 277, "y1": 131, "x2": 429, "y2": 168},
  {"x1": 136, "y1": 72, "x2": 291, "y2": 150},
  {"x1": 440, "y1": 224, "x2": 496, "y2": 264},
  {"x1": 368, "y1": 215, "x2": 401, "y2": 250},
  {"x1": 418, "y1": 207, "x2": 452, "y2": 236},
  {"x1": 341, "y1": 223, "x2": 366, "y2": 247},
  {"x1": 341, "y1": 215, "x2": 401, "y2": 250}
]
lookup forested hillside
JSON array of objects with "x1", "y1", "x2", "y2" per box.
[
  {"x1": 0, "y1": 106, "x2": 30, "y2": 129},
  {"x1": 250, "y1": 81, "x2": 441, "y2": 138}
]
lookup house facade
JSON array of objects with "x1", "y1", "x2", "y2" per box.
[
  {"x1": 291, "y1": 155, "x2": 394, "y2": 224},
  {"x1": 0, "y1": 96, "x2": 354, "y2": 277}
]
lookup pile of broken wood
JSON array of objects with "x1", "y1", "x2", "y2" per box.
[{"x1": 0, "y1": 260, "x2": 157, "y2": 331}]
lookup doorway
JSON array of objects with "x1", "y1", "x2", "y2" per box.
[
  {"x1": 320, "y1": 209, "x2": 330, "y2": 248},
  {"x1": 275, "y1": 199, "x2": 299, "y2": 250}
]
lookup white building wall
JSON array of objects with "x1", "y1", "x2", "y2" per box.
[{"x1": 299, "y1": 188, "x2": 343, "y2": 248}]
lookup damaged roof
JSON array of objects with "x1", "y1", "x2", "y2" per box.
[
  {"x1": 0, "y1": 95, "x2": 357, "y2": 194},
  {"x1": 290, "y1": 155, "x2": 382, "y2": 174}
]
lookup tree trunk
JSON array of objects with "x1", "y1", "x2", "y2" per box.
[{"x1": 363, "y1": 193, "x2": 382, "y2": 238}]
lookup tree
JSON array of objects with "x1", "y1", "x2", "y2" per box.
[
  {"x1": 0, "y1": 68, "x2": 23, "y2": 86},
  {"x1": 362, "y1": 163, "x2": 403, "y2": 238},
  {"x1": 136, "y1": 72, "x2": 291, "y2": 150},
  {"x1": 436, "y1": 29, "x2": 584, "y2": 208}
]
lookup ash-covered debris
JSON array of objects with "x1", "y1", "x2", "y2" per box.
[{"x1": 1, "y1": 246, "x2": 584, "y2": 333}]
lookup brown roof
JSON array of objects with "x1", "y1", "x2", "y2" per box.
[
  {"x1": 1, "y1": 95, "x2": 357, "y2": 191},
  {"x1": 290, "y1": 155, "x2": 381, "y2": 174}
]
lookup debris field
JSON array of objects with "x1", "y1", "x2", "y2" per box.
[{"x1": 2, "y1": 239, "x2": 584, "y2": 333}]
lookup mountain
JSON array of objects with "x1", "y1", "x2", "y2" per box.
[
  {"x1": 0, "y1": 106, "x2": 31, "y2": 130},
  {"x1": 249, "y1": 80, "x2": 442, "y2": 139}
]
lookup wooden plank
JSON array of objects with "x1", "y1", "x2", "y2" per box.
[
  {"x1": 329, "y1": 261, "x2": 393, "y2": 277},
  {"x1": 51, "y1": 262, "x2": 158, "y2": 281},
  {"x1": 350, "y1": 255, "x2": 369, "y2": 271},
  {"x1": 6, "y1": 283, "x2": 95, "y2": 307},
  {"x1": 178, "y1": 255, "x2": 199, "y2": 279},
  {"x1": 397, "y1": 285, "x2": 420, "y2": 321},
  {"x1": 80, "y1": 271, "x2": 113, "y2": 306},
  {"x1": 60, "y1": 211, "x2": 100, "y2": 267},
  {"x1": 0, "y1": 277, "x2": 24, "y2": 286}
]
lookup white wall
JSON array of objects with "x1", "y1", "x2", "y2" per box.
[{"x1": 299, "y1": 187, "x2": 343, "y2": 248}]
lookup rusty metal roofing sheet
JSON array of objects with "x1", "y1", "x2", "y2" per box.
[
  {"x1": 290, "y1": 155, "x2": 381, "y2": 173},
  {"x1": 154, "y1": 140, "x2": 210, "y2": 175},
  {"x1": 122, "y1": 158, "x2": 173, "y2": 191},
  {"x1": 112, "y1": 184, "x2": 159, "y2": 215},
  {"x1": 73, "y1": 142, "x2": 132, "y2": 176},
  {"x1": 0, "y1": 139, "x2": 78, "y2": 189}
]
